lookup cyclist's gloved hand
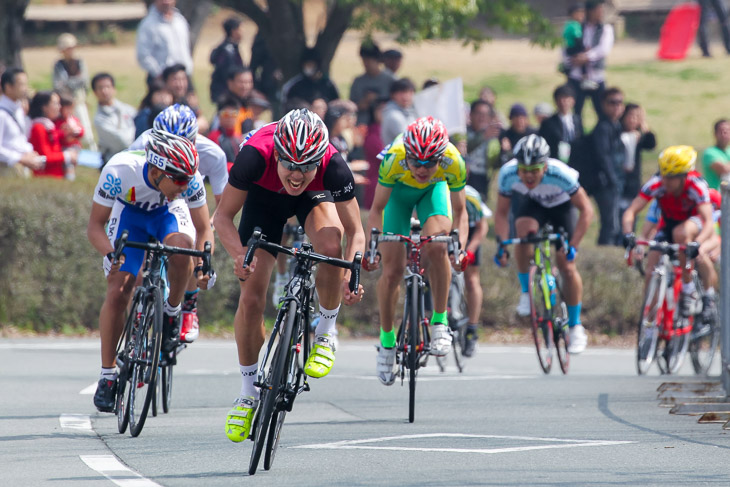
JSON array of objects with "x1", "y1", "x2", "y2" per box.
[
  {"x1": 205, "y1": 269, "x2": 217, "y2": 290},
  {"x1": 565, "y1": 245, "x2": 577, "y2": 262},
  {"x1": 362, "y1": 250, "x2": 380, "y2": 272},
  {"x1": 103, "y1": 252, "x2": 124, "y2": 275},
  {"x1": 622, "y1": 232, "x2": 636, "y2": 249},
  {"x1": 456, "y1": 250, "x2": 473, "y2": 272},
  {"x1": 493, "y1": 245, "x2": 509, "y2": 268}
]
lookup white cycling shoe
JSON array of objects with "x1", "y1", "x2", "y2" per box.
[
  {"x1": 429, "y1": 324, "x2": 452, "y2": 357},
  {"x1": 376, "y1": 345, "x2": 397, "y2": 386},
  {"x1": 568, "y1": 324, "x2": 588, "y2": 354},
  {"x1": 516, "y1": 292, "x2": 531, "y2": 317}
]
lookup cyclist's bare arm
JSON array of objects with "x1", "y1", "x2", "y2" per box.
[
  {"x1": 568, "y1": 187, "x2": 593, "y2": 248},
  {"x1": 709, "y1": 160, "x2": 730, "y2": 178},
  {"x1": 87, "y1": 202, "x2": 115, "y2": 256},
  {"x1": 450, "y1": 189, "x2": 468, "y2": 248},
  {"x1": 622, "y1": 195, "x2": 649, "y2": 234},
  {"x1": 365, "y1": 184, "x2": 393, "y2": 238},
  {"x1": 214, "y1": 183, "x2": 253, "y2": 280},
  {"x1": 190, "y1": 204, "x2": 214, "y2": 254},
  {"x1": 695, "y1": 202, "x2": 715, "y2": 244},
  {"x1": 467, "y1": 217, "x2": 488, "y2": 254},
  {"x1": 335, "y1": 197, "x2": 366, "y2": 282},
  {"x1": 494, "y1": 194, "x2": 512, "y2": 242}
]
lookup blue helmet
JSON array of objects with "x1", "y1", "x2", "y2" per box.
[{"x1": 153, "y1": 104, "x2": 198, "y2": 142}]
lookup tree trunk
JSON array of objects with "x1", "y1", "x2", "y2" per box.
[{"x1": 0, "y1": 0, "x2": 30, "y2": 70}]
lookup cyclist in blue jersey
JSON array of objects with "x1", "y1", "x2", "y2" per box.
[{"x1": 493, "y1": 134, "x2": 593, "y2": 354}]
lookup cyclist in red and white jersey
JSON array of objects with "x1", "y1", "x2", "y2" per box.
[
  {"x1": 622, "y1": 145, "x2": 716, "y2": 316},
  {"x1": 214, "y1": 109, "x2": 365, "y2": 443}
]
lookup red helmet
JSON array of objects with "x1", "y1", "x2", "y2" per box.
[
  {"x1": 274, "y1": 109, "x2": 329, "y2": 166},
  {"x1": 145, "y1": 129, "x2": 199, "y2": 178},
  {"x1": 403, "y1": 116, "x2": 449, "y2": 162}
]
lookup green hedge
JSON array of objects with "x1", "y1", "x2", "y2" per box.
[{"x1": 0, "y1": 170, "x2": 643, "y2": 335}]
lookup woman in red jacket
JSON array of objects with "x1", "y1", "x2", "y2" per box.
[{"x1": 28, "y1": 91, "x2": 78, "y2": 179}]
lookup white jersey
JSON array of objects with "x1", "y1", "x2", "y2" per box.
[
  {"x1": 497, "y1": 158, "x2": 580, "y2": 208},
  {"x1": 93, "y1": 150, "x2": 207, "y2": 212},
  {"x1": 129, "y1": 130, "x2": 228, "y2": 196}
]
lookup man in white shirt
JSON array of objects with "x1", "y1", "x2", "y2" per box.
[
  {"x1": 136, "y1": 0, "x2": 193, "y2": 84},
  {"x1": 91, "y1": 73, "x2": 137, "y2": 166},
  {"x1": 567, "y1": 0, "x2": 614, "y2": 119},
  {"x1": 0, "y1": 68, "x2": 43, "y2": 176}
]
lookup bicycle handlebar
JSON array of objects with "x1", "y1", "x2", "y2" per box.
[
  {"x1": 244, "y1": 227, "x2": 362, "y2": 294},
  {"x1": 367, "y1": 228, "x2": 461, "y2": 265},
  {"x1": 113, "y1": 230, "x2": 213, "y2": 275},
  {"x1": 624, "y1": 238, "x2": 700, "y2": 270}
]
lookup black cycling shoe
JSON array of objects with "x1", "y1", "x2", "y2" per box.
[
  {"x1": 463, "y1": 326, "x2": 478, "y2": 358},
  {"x1": 93, "y1": 378, "x2": 117, "y2": 413},
  {"x1": 162, "y1": 312, "x2": 181, "y2": 353}
]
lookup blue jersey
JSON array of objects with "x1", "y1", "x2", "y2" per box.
[{"x1": 497, "y1": 158, "x2": 580, "y2": 208}]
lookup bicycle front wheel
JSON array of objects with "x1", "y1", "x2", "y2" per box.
[
  {"x1": 129, "y1": 287, "x2": 162, "y2": 437},
  {"x1": 116, "y1": 292, "x2": 142, "y2": 434},
  {"x1": 408, "y1": 280, "x2": 420, "y2": 423},
  {"x1": 249, "y1": 301, "x2": 296, "y2": 475},
  {"x1": 666, "y1": 328, "x2": 690, "y2": 375},
  {"x1": 690, "y1": 303, "x2": 720, "y2": 375},
  {"x1": 636, "y1": 273, "x2": 665, "y2": 375},
  {"x1": 529, "y1": 266, "x2": 554, "y2": 374}
]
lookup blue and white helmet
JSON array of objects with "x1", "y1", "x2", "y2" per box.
[{"x1": 153, "y1": 104, "x2": 198, "y2": 142}]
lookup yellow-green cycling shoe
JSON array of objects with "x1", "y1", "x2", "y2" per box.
[
  {"x1": 225, "y1": 395, "x2": 258, "y2": 442},
  {"x1": 304, "y1": 333, "x2": 336, "y2": 378}
]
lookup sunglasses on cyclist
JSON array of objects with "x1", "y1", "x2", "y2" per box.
[
  {"x1": 517, "y1": 164, "x2": 545, "y2": 173},
  {"x1": 165, "y1": 173, "x2": 193, "y2": 186},
  {"x1": 406, "y1": 156, "x2": 441, "y2": 169},
  {"x1": 278, "y1": 156, "x2": 320, "y2": 173}
]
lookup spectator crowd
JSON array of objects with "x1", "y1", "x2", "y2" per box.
[{"x1": 0, "y1": 0, "x2": 727, "y2": 246}]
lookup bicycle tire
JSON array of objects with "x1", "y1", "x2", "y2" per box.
[
  {"x1": 116, "y1": 292, "x2": 141, "y2": 434},
  {"x1": 129, "y1": 287, "x2": 162, "y2": 437},
  {"x1": 249, "y1": 301, "x2": 296, "y2": 475},
  {"x1": 554, "y1": 302, "x2": 570, "y2": 375},
  {"x1": 161, "y1": 363, "x2": 173, "y2": 413},
  {"x1": 690, "y1": 301, "x2": 720, "y2": 375},
  {"x1": 529, "y1": 265, "x2": 554, "y2": 374},
  {"x1": 408, "y1": 279, "x2": 419, "y2": 424},
  {"x1": 666, "y1": 329, "x2": 690, "y2": 374},
  {"x1": 636, "y1": 272, "x2": 665, "y2": 375}
]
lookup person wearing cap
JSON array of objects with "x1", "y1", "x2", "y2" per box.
[
  {"x1": 499, "y1": 103, "x2": 537, "y2": 165},
  {"x1": 281, "y1": 48, "x2": 340, "y2": 107},
  {"x1": 533, "y1": 102, "x2": 554, "y2": 126},
  {"x1": 568, "y1": 0, "x2": 613, "y2": 119},
  {"x1": 350, "y1": 41, "x2": 395, "y2": 126},
  {"x1": 209, "y1": 16, "x2": 245, "y2": 103},
  {"x1": 53, "y1": 33, "x2": 96, "y2": 151},
  {"x1": 382, "y1": 49, "x2": 403, "y2": 77}
]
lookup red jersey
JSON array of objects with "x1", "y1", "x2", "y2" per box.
[{"x1": 639, "y1": 170, "x2": 710, "y2": 222}]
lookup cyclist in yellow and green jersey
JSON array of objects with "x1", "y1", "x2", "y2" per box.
[{"x1": 365, "y1": 116, "x2": 468, "y2": 385}]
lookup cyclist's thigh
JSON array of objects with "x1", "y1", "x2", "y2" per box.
[
  {"x1": 383, "y1": 183, "x2": 422, "y2": 236},
  {"x1": 238, "y1": 185, "x2": 292, "y2": 257},
  {"x1": 672, "y1": 218, "x2": 700, "y2": 243},
  {"x1": 153, "y1": 200, "x2": 195, "y2": 247},
  {"x1": 106, "y1": 203, "x2": 147, "y2": 277},
  {"x1": 415, "y1": 181, "x2": 452, "y2": 226},
  {"x1": 544, "y1": 202, "x2": 575, "y2": 240}
]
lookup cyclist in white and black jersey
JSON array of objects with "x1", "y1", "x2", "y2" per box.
[
  {"x1": 493, "y1": 134, "x2": 593, "y2": 353},
  {"x1": 87, "y1": 129, "x2": 215, "y2": 413},
  {"x1": 130, "y1": 105, "x2": 228, "y2": 343}
]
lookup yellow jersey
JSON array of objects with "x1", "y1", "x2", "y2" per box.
[{"x1": 377, "y1": 138, "x2": 467, "y2": 192}]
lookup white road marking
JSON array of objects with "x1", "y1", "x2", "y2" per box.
[
  {"x1": 328, "y1": 374, "x2": 532, "y2": 381},
  {"x1": 80, "y1": 382, "x2": 98, "y2": 395},
  {"x1": 80, "y1": 455, "x2": 162, "y2": 487},
  {"x1": 59, "y1": 414, "x2": 92, "y2": 432},
  {"x1": 293, "y1": 433, "x2": 634, "y2": 455},
  {"x1": 0, "y1": 342, "x2": 99, "y2": 350}
]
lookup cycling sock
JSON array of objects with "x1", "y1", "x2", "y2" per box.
[
  {"x1": 567, "y1": 303, "x2": 582, "y2": 327},
  {"x1": 315, "y1": 304, "x2": 340, "y2": 336},
  {"x1": 518, "y1": 273, "x2": 530, "y2": 294},
  {"x1": 431, "y1": 310, "x2": 447, "y2": 325},
  {"x1": 380, "y1": 328, "x2": 396, "y2": 348},
  {"x1": 164, "y1": 299, "x2": 182, "y2": 316},
  {"x1": 681, "y1": 281, "x2": 696, "y2": 294},
  {"x1": 100, "y1": 367, "x2": 117, "y2": 381},
  {"x1": 707, "y1": 287, "x2": 716, "y2": 297},
  {"x1": 466, "y1": 323, "x2": 479, "y2": 334},
  {"x1": 183, "y1": 289, "x2": 198, "y2": 312},
  {"x1": 239, "y1": 363, "x2": 259, "y2": 399}
]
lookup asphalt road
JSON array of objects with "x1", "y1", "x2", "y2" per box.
[{"x1": 1, "y1": 338, "x2": 729, "y2": 486}]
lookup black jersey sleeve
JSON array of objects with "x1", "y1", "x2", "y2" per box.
[
  {"x1": 228, "y1": 145, "x2": 267, "y2": 191},
  {"x1": 323, "y1": 152, "x2": 356, "y2": 202}
]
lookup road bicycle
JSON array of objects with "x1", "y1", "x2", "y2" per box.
[
  {"x1": 436, "y1": 271, "x2": 468, "y2": 373},
  {"x1": 625, "y1": 238, "x2": 719, "y2": 375},
  {"x1": 369, "y1": 221, "x2": 460, "y2": 423},
  {"x1": 498, "y1": 225, "x2": 571, "y2": 375},
  {"x1": 244, "y1": 228, "x2": 361, "y2": 474},
  {"x1": 112, "y1": 230, "x2": 212, "y2": 437}
]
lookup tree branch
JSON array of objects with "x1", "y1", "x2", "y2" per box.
[
  {"x1": 314, "y1": 1, "x2": 355, "y2": 74},
  {"x1": 216, "y1": 0, "x2": 269, "y2": 28}
]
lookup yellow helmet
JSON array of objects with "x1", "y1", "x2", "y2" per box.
[{"x1": 658, "y1": 145, "x2": 697, "y2": 176}]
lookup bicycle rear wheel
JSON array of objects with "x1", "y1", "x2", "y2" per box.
[
  {"x1": 690, "y1": 302, "x2": 720, "y2": 375},
  {"x1": 249, "y1": 301, "x2": 296, "y2": 475},
  {"x1": 408, "y1": 280, "x2": 420, "y2": 423},
  {"x1": 129, "y1": 287, "x2": 162, "y2": 437},
  {"x1": 554, "y1": 301, "x2": 570, "y2": 374},
  {"x1": 636, "y1": 273, "x2": 665, "y2": 375},
  {"x1": 666, "y1": 328, "x2": 690, "y2": 375},
  {"x1": 529, "y1": 266, "x2": 554, "y2": 374},
  {"x1": 161, "y1": 362, "x2": 173, "y2": 413}
]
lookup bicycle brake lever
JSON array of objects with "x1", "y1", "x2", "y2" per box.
[
  {"x1": 244, "y1": 228, "x2": 263, "y2": 267},
  {"x1": 349, "y1": 252, "x2": 362, "y2": 294},
  {"x1": 113, "y1": 230, "x2": 129, "y2": 263},
  {"x1": 202, "y1": 241, "x2": 212, "y2": 275}
]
